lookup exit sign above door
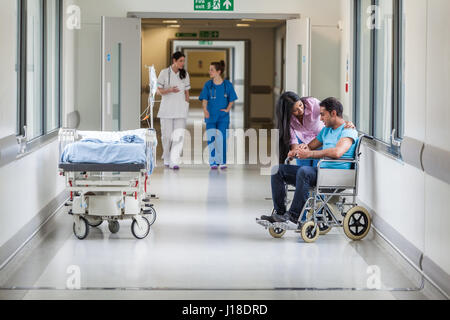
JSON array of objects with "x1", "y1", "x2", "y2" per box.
[{"x1": 194, "y1": 0, "x2": 234, "y2": 11}]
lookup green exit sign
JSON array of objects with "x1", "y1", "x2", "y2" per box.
[
  {"x1": 200, "y1": 31, "x2": 220, "y2": 38},
  {"x1": 194, "y1": 0, "x2": 234, "y2": 11},
  {"x1": 176, "y1": 33, "x2": 198, "y2": 38}
]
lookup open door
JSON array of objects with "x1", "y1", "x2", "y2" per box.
[
  {"x1": 101, "y1": 17, "x2": 141, "y2": 131},
  {"x1": 285, "y1": 18, "x2": 311, "y2": 97}
]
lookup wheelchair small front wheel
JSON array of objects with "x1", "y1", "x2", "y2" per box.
[
  {"x1": 301, "y1": 221, "x2": 320, "y2": 243},
  {"x1": 343, "y1": 206, "x2": 372, "y2": 241},
  {"x1": 269, "y1": 227, "x2": 286, "y2": 239}
]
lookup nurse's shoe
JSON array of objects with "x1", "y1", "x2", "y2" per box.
[
  {"x1": 210, "y1": 165, "x2": 219, "y2": 170},
  {"x1": 171, "y1": 165, "x2": 180, "y2": 170},
  {"x1": 220, "y1": 165, "x2": 227, "y2": 170}
]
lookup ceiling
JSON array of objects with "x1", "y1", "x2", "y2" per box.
[{"x1": 141, "y1": 18, "x2": 285, "y2": 29}]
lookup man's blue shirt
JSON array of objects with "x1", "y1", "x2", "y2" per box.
[{"x1": 316, "y1": 124, "x2": 359, "y2": 169}]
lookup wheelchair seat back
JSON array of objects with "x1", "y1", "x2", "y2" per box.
[{"x1": 316, "y1": 135, "x2": 370, "y2": 191}]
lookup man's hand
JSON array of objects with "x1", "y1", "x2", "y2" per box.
[
  {"x1": 288, "y1": 150, "x2": 297, "y2": 160},
  {"x1": 296, "y1": 148, "x2": 312, "y2": 160},
  {"x1": 298, "y1": 143, "x2": 310, "y2": 151}
]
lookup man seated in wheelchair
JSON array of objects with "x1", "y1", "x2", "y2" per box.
[{"x1": 261, "y1": 97, "x2": 358, "y2": 227}]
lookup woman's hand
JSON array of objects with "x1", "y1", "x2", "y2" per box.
[
  {"x1": 204, "y1": 110, "x2": 210, "y2": 119},
  {"x1": 344, "y1": 121, "x2": 356, "y2": 129},
  {"x1": 170, "y1": 86, "x2": 180, "y2": 93},
  {"x1": 220, "y1": 109, "x2": 230, "y2": 113},
  {"x1": 298, "y1": 143, "x2": 309, "y2": 151},
  {"x1": 288, "y1": 150, "x2": 297, "y2": 160}
]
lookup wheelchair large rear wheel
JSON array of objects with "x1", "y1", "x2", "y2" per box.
[
  {"x1": 301, "y1": 221, "x2": 320, "y2": 243},
  {"x1": 269, "y1": 227, "x2": 286, "y2": 239},
  {"x1": 343, "y1": 206, "x2": 371, "y2": 241}
]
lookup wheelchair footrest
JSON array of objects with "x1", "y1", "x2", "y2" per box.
[{"x1": 256, "y1": 219, "x2": 299, "y2": 231}]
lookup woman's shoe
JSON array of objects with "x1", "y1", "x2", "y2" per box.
[
  {"x1": 220, "y1": 165, "x2": 227, "y2": 170},
  {"x1": 211, "y1": 165, "x2": 219, "y2": 170}
]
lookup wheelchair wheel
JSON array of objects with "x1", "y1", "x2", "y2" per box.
[
  {"x1": 343, "y1": 206, "x2": 371, "y2": 241},
  {"x1": 307, "y1": 207, "x2": 333, "y2": 236},
  {"x1": 269, "y1": 227, "x2": 286, "y2": 239},
  {"x1": 301, "y1": 221, "x2": 320, "y2": 243}
]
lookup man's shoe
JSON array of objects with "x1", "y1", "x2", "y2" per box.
[
  {"x1": 273, "y1": 212, "x2": 290, "y2": 223},
  {"x1": 260, "y1": 215, "x2": 276, "y2": 223}
]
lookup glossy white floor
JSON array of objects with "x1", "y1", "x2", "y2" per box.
[{"x1": 0, "y1": 109, "x2": 446, "y2": 300}]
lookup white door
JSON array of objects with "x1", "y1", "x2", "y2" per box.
[
  {"x1": 101, "y1": 17, "x2": 141, "y2": 131},
  {"x1": 285, "y1": 18, "x2": 311, "y2": 97}
]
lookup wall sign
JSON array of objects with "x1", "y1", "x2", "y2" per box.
[{"x1": 194, "y1": 0, "x2": 234, "y2": 11}]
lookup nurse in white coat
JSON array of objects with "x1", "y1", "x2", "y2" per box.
[{"x1": 157, "y1": 52, "x2": 190, "y2": 170}]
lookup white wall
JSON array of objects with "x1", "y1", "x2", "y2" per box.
[
  {"x1": 0, "y1": 0, "x2": 67, "y2": 249},
  {"x1": 341, "y1": 0, "x2": 450, "y2": 280}
]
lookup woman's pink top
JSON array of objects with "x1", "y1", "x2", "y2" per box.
[{"x1": 289, "y1": 97, "x2": 324, "y2": 146}]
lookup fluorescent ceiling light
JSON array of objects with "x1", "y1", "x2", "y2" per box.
[
  {"x1": 236, "y1": 23, "x2": 250, "y2": 27},
  {"x1": 163, "y1": 20, "x2": 178, "y2": 24},
  {"x1": 168, "y1": 25, "x2": 181, "y2": 28},
  {"x1": 241, "y1": 19, "x2": 256, "y2": 22}
]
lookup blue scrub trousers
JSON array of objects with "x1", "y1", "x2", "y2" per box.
[{"x1": 206, "y1": 120, "x2": 229, "y2": 166}]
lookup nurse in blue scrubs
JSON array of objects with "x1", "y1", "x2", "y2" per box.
[{"x1": 199, "y1": 61, "x2": 238, "y2": 170}]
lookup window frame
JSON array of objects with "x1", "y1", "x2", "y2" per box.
[
  {"x1": 17, "y1": 0, "x2": 62, "y2": 142},
  {"x1": 353, "y1": 0, "x2": 404, "y2": 157}
]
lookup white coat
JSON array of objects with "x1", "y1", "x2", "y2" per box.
[{"x1": 157, "y1": 67, "x2": 191, "y2": 119}]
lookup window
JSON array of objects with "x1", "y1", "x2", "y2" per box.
[
  {"x1": 17, "y1": 0, "x2": 61, "y2": 140},
  {"x1": 354, "y1": 0, "x2": 404, "y2": 147}
]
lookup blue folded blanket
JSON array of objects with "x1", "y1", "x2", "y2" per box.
[{"x1": 61, "y1": 137, "x2": 146, "y2": 164}]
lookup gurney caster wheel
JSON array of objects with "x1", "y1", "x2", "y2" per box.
[
  {"x1": 73, "y1": 217, "x2": 89, "y2": 240},
  {"x1": 301, "y1": 221, "x2": 320, "y2": 243},
  {"x1": 269, "y1": 227, "x2": 286, "y2": 239},
  {"x1": 86, "y1": 216, "x2": 103, "y2": 228},
  {"x1": 146, "y1": 207, "x2": 157, "y2": 226},
  {"x1": 108, "y1": 221, "x2": 120, "y2": 234},
  {"x1": 131, "y1": 217, "x2": 151, "y2": 240},
  {"x1": 343, "y1": 206, "x2": 371, "y2": 241}
]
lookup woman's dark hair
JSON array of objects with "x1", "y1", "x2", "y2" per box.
[
  {"x1": 276, "y1": 91, "x2": 301, "y2": 164},
  {"x1": 320, "y1": 97, "x2": 343, "y2": 118},
  {"x1": 172, "y1": 51, "x2": 187, "y2": 80},
  {"x1": 211, "y1": 60, "x2": 226, "y2": 77}
]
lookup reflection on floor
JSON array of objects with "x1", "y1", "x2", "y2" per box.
[{"x1": 0, "y1": 164, "x2": 446, "y2": 300}]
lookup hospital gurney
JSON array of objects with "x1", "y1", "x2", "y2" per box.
[
  {"x1": 58, "y1": 128, "x2": 158, "y2": 240},
  {"x1": 256, "y1": 135, "x2": 373, "y2": 243}
]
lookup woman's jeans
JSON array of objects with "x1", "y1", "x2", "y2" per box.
[{"x1": 271, "y1": 164, "x2": 318, "y2": 221}]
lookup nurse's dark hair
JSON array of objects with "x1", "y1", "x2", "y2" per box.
[
  {"x1": 211, "y1": 60, "x2": 226, "y2": 77},
  {"x1": 320, "y1": 97, "x2": 343, "y2": 118},
  {"x1": 172, "y1": 51, "x2": 187, "y2": 80},
  {"x1": 276, "y1": 91, "x2": 301, "y2": 164}
]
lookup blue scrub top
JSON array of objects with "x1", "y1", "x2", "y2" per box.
[{"x1": 199, "y1": 80, "x2": 238, "y2": 123}]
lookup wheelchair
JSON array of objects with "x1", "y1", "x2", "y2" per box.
[{"x1": 256, "y1": 135, "x2": 373, "y2": 243}]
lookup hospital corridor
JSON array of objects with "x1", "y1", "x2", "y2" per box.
[{"x1": 0, "y1": 0, "x2": 449, "y2": 303}]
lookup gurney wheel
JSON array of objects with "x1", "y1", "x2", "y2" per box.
[
  {"x1": 86, "y1": 216, "x2": 103, "y2": 228},
  {"x1": 146, "y1": 207, "x2": 157, "y2": 226},
  {"x1": 73, "y1": 217, "x2": 89, "y2": 240},
  {"x1": 343, "y1": 206, "x2": 371, "y2": 241},
  {"x1": 108, "y1": 221, "x2": 120, "y2": 234},
  {"x1": 131, "y1": 217, "x2": 151, "y2": 240},
  {"x1": 301, "y1": 221, "x2": 320, "y2": 243},
  {"x1": 269, "y1": 227, "x2": 286, "y2": 239}
]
